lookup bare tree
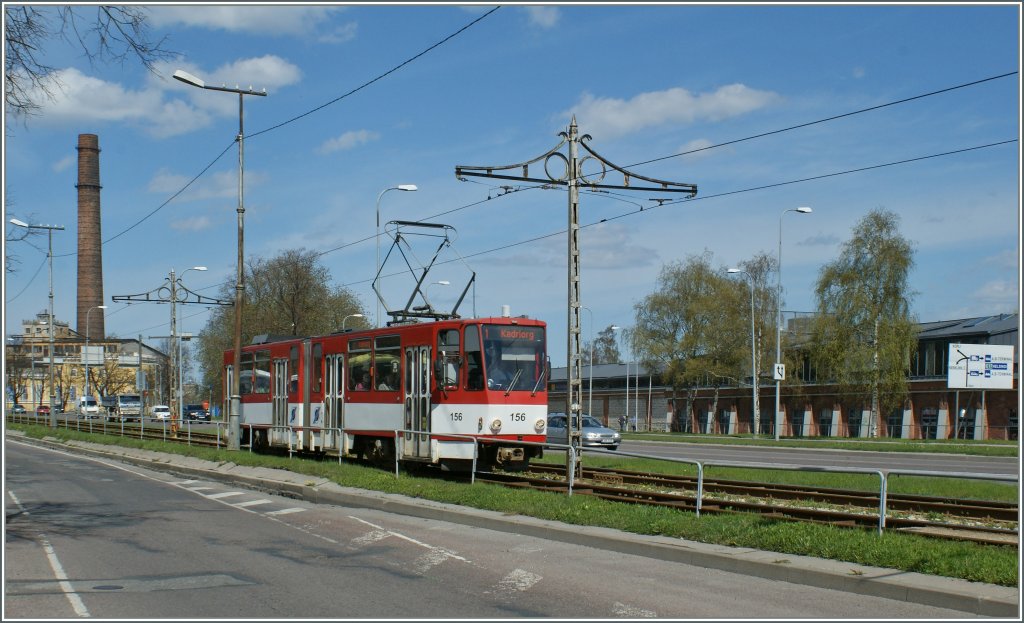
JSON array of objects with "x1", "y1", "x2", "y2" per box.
[{"x1": 5, "y1": 5, "x2": 171, "y2": 118}]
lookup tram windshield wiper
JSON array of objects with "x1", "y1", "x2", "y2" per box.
[
  {"x1": 504, "y1": 368, "x2": 523, "y2": 397},
  {"x1": 530, "y1": 365, "x2": 548, "y2": 397}
]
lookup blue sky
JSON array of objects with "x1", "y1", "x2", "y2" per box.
[{"x1": 3, "y1": 3, "x2": 1021, "y2": 369}]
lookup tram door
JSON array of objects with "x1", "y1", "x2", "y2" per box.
[
  {"x1": 403, "y1": 345, "x2": 432, "y2": 459},
  {"x1": 272, "y1": 358, "x2": 288, "y2": 445},
  {"x1": 323, "y1": 354, "x2": 345, "y2": 452}
]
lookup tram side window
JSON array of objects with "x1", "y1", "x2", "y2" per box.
[
  {"x1": 289, "y1": 346, "x2": 300, "y2": 394},
  {"x1": 464, "y1": 325, "x2": 483, "y2": 390},
  {"x1": 254, "y1": 350, "x2": 271, "y2": 394},
  {"x1": 374, "y1": 335, "x2": 401, "y2": 392},
  {"x1": 240, "y1": 351, "x2": 255, "y2": 395},
  {"x1": 349, "y1": 338, "x2": 372, "y2": 391},
  {"x1": 312, "y1": 343, "x2": 323, "y2": 393},
  {"x1": 437, "y1": 329, "x2": 460, "y2": 389}
]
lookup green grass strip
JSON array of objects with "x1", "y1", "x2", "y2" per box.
[{"x1": 8, "y1": 423, "x2": 1018, "y2": 587}]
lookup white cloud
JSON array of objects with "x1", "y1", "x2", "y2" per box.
[
  {"x1": 853, "y1": 66, "x2": 866, "y2": 79},
  {"x1": 524, "y1": 6, "x2": 560, "y2": 28},
  {"x1": 320, "y1": 21, "x2": 358, "y2": 44},
  {"x1": 563, "y1": 84, "x2": 781, "y2": 139},
  {"x1": 147, "y1": 168, "x2": 263, "y2": 202},
  {"x1": 678, "y1": 138, "x2": 716, "y2": 162},
  {"x1": 148, "y1": 6, "x2": 344, "y2": 36},
  {"x1": 170, "y1": 216, "x2": 213, "y2": 232},
  {"x1": 30, "y1": 67, "x2": 163, "y2": 124},
  {"x1": 317, "y1": 130, "x2": 380, "y2": 155},
  {"x1": 52, "y1": 155, "x2": 74, "y2": 173}
]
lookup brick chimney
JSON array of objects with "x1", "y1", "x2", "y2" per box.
[{"x1": 76, "y1": 133, "x2": 104, "y2": 340}]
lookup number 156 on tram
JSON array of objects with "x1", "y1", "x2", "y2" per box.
[{"x1": 223, "y1": 316, "x2": 549, "y2": 471}]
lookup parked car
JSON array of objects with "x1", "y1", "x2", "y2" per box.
[
  {"x1": 35, "y1": 405, "x2": 50, "y2": 417},
  {"x1": 546, "y1": 412, "x2": 621, "y2": 450},
  {"x1": 150, "y1": 405, "x2": 171, "y2": 421},
  {"x1": 77, "y1": 396, "x2": 101, "y2": 419},
  {"x1": 183, "y1": 404, "x2": 210, "y2": 422},
  {"x1": 11, "y1": 404, "x2": 27, "y2": 414}
]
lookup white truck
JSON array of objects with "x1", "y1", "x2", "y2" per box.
[{"x1": 102, "y1": 393, "x2": 143, "y2": 422}]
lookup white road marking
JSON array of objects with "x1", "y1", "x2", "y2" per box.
[
  {"x1": 232, "y1": 499, "x2": 274, "y2": 508},
  {"x1": 265, "y1": 507, "x2": 306, "y2": 516},
  {"x1": 183, "y1": 486, "x2": 216, "y2": 492},
  {"x1": 7, "y1": 490, "x2": 91, "y2": 618},
  {"x1": 496, "y1": 568, "x2": 542, "y2": 593},
  {"x1": 351, "y1": 529, "x2": 391, "y2": 546},
  {"x1": 613, "y1": 601, "x2": 657, "y2": 618},
  {"x1": 347, "y1": 516, "x2": 470, "y2": 563},
  {"x1": 204, "y1": 491, "x2": 246, "y2": 500}
]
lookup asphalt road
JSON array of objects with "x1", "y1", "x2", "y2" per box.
[
  {"x1": 4, "y1": 440, "x2": 986, "y2": 619},
  {"x1": 618, "y1": 439, "x2": 1020, "y2": 476}
]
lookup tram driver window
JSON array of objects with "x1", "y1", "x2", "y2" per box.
[{"x1": 464, "y1": 325, "x2": 483, "y2": 390}]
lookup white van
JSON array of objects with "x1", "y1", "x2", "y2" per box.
[{"x1": 78, "y1": 396, "x2": 101, "y2": 419}]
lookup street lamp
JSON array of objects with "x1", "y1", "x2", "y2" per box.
[
  {"x1": 611, "y1": 325, "x2": 628, "y2": 431},
  {"x1": 728, "y1": 268, "x2": 759, "y2": 437},
  {"x1": 581, "y1": 306, "x2": 594, "y2": 418},
  {"x1": 10, "y1": 218, "x2": 64, "y2": 428},
  {"x1": 375, "y1": 184, "x2": 417, "y2": 326},
  {"x1": 342, "y1": 313, "x2": 364, "y2": 331},
  {"x1": 83, "y1": 304, "x2": 107, "y2": 405},
  {"x1": 174, "y1": 68, "x2": 266, "y2": 451},
  {"x1": 774, "y1": 206, "x2": 812, "y2": 441}
]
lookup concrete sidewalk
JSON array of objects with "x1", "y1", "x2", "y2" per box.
[{"x1": 7, "y1": 431, "x2": 1020, "y2": 618}]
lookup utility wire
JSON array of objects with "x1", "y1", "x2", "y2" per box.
[
  {"x1": 627, "y1": 71, "x2": 1018, "y2": 168},
  {"x1": 340, "y1": 138, "x2": 1017, "y2": 287},
  {"x1": 249, "y1": 6, "x2": 501, "y2": 139}
]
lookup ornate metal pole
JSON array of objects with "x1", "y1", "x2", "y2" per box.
[{"x1": 456, "y1": 118, "x2": 697, "y2": 477}]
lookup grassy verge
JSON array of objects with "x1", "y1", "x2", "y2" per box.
[
  {"x1": 534, "y1": 454, "x2": 1019, "y2": 502},
  {"x1": 623, "y1": 432, "x2": 1019, "y2": 457},
  {"x1": 7, "y1": 423, "x2": 1018, "y2": 587}
]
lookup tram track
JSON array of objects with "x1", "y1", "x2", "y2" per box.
[
  {"x1": 478, "y1": 464, "x2": 1018, "y2": 547},
  {"x1": 8, "y1": 416, "x2": 1017, "y2": 547}
]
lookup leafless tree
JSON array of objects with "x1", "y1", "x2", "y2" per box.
[{"x1": 5, "y1": 5, "x2": 171, "y2": 118}]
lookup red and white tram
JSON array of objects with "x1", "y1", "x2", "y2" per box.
[{"x1": 223, "y1": 316, "x2": 548, "y2": 470}]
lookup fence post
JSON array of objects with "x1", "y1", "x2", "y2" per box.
[
  {"x1": 394, "y1": 430, "x2": 401, "y2": 478},
  {"x1": 877, "y1": 470, "x2": 888, "y2": 535},
  {"x1": 694, "y1": 462, "x2": 705, "y2": 517}
]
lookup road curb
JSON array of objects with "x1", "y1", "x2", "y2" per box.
[{"x1": 8, "y1": 432, "x2": 1019, "y2": 617}]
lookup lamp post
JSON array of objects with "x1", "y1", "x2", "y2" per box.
[
  {"x1": 581, "y1": 306, "x2": 594, "y2": 418},
  {"x1": 174, "y1": 69, "x2": 266, "y2": 450},
  {"x1": 375, "y1": 184, "x2": 418, "y2": 326},
  {"x1": 83, "y1": 304, "x2": 107, "y2": 405},
  {"x1": 611, "y1": 325, "x2": 627, "y2": 431},
  {"x1": 342, "y1": 313, "x2": 364, "y2": 331},
  {"x1": 10, "y1": 218, "x2": 64, "y2": 428},
  {"x1": 424, "y1": 280, "x2": 450, "y2": 312},
  {"x1": 774, "y1": 206, "x2": 812, "y2": 441},
  {"x1": 728, "y1": 268, "x2": 759, "y2": 437}
]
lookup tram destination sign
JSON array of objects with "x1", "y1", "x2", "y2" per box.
[{"x1": 947, "y1": 343, "x2": 1015, "y2": 389}]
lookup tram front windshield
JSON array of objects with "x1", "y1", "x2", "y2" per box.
[{"x1": 481, "y1": 325, "x2": 546, "y2": 391}]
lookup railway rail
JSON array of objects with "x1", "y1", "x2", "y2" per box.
[{"x1": 7, "y1": 415, "x2": 1017, "y2": 547}]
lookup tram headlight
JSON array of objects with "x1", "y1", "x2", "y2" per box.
[
  {"x1": 534, "y1": 418, "x2": 546, "y2": 433},
  {"x1": 490, "y1": 418, "x2": 503, "y2": 433}
]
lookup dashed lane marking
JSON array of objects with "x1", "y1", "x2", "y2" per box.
[
  {"x1": 612, "y1": 602, "x2": 657, "y2": 618},
  {"x1": 204, "y1": 491, "x2": 247, "y2": 500},
  {"x1": 232, "y1": 499, "x2": 274, "y2": 508},
  {"x1": 265, "y1": 507, "x2": 306, "y2": 516}
]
